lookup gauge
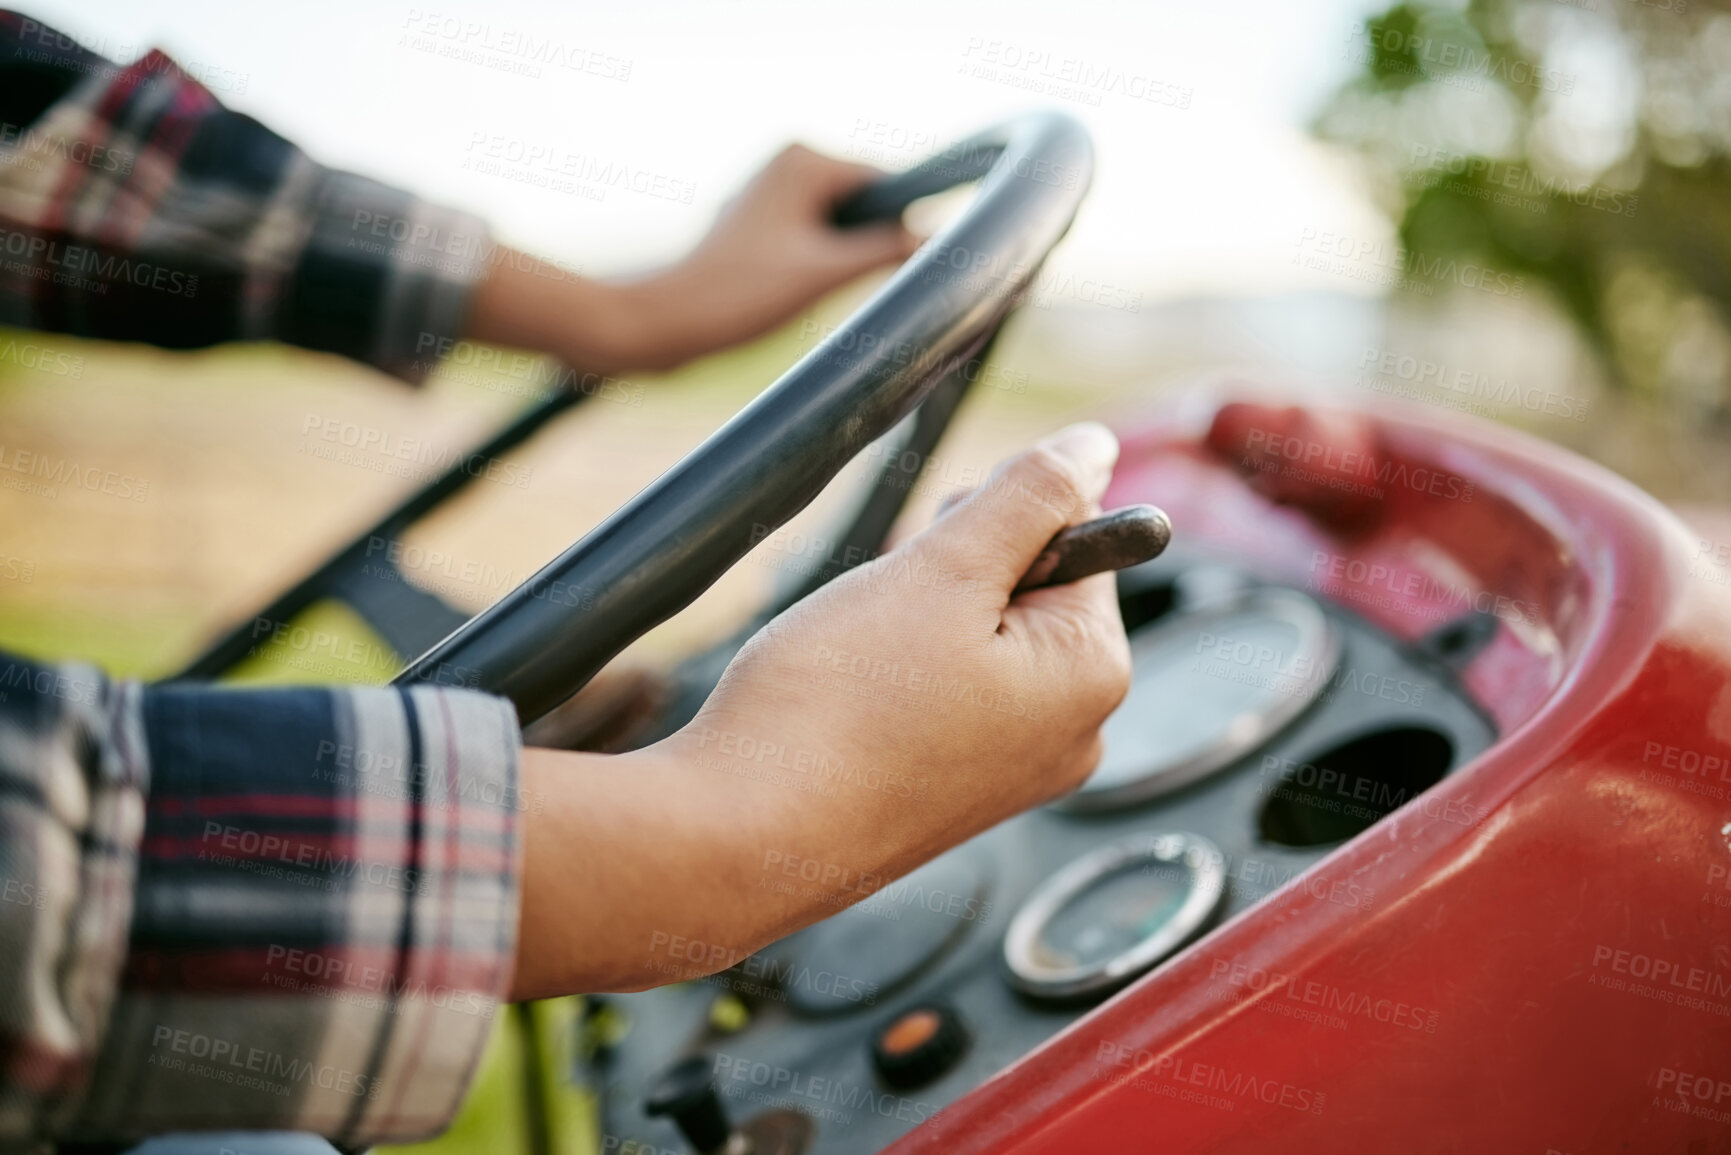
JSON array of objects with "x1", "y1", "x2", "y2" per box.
[
  {"x1": 774, "y1": 853, "x2": 988, "y2": 1016},
  {"x1": 1003, "y1": 832, "x2": 1225, "y2": 1000},
  {"x1": 1063, "y1": 586, "x2": 1340, "y2": 812}
]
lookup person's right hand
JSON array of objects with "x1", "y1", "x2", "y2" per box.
[
  {"x1": 512, "y1": 423, "x2": 1133, "y2": 997},
  {"x1": 682, "y1": 419, "x2": 1132, "y2": 859}
]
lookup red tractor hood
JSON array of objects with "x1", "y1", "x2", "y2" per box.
[{"x1": 887, "y1": 393, "x2": 1731, "y2": 1153}]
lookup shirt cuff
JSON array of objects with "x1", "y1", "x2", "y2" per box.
[
  {"x1": 69, "y1": 681, "x2": 524, "y2": 1148},
  {"x1": 0, "y1": 659, "x2": 149, "y2": 1146}
]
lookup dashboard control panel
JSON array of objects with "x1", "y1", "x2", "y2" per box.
[{"x1": 592, "y1": 550, "x2": 1496, "y2": 1155}]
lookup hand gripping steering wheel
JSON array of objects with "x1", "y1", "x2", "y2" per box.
[{"x1": 393, "y1": 113, "x2": 1095, "y2": 725}]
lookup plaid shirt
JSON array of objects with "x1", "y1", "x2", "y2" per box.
[
  {"x1": 0, "y1": 14, "x2": 528, "y2": 1150},
  {"x1": 0, "y1": 654, "x2": 523, "y2": 1151},
  {"x1": 0, "y1": 11, "x2": 492, "y2": 382}
]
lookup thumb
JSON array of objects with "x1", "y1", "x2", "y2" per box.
[{"x1": 912, "y1": 422, "x2": 1118, "y2": 598}]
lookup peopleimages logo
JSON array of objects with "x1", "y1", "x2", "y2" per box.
[
  {"x1": 299, "y1": 415, "x2": 534, "y2": 489},
  {"x1": 1407, "y1": 145, "x2": 1637, "y2": 218},
  {"x1": 0, "y1": 120, "x2": 134, "y2": 174},
  {"x1": 149, "y1": 1026, "x2": 378, "y2": 1100},
  {"x1": 647, "y1": 931, "x2": 880, "y2": 1005},
  {"x1": 1308, "y1": 551, "x2": 1541, "y2": 626},
  {"x1": 1357, "y1": 346, "x2": 1589, "y2": 422},
  {"x1": 1294, "y1": 227, "x2": 1524, "y2": 300},
  {"x1": 0, "y1": 226, "x2": 197, "y2": 296},
  {"x1": 0, "y1": 338, "x2": 84, "y2": 377},
  {"x1": 262, "y1": 945, "x2": 492, "y2": 1017},
  {"x1": 695, "y1": 725, "x2": 930, "y2": 800},
  {"x1": 1243, "y1": 426, "x2": 1477, "y2": 502},
  {"x1": 1094, "y1": 1041, "x2": 1327, "y2": 1114},
  {"x1": 461, "y1": 133, "x2": 695, "y2": 204},
  {"x1": 957, "y1": 37, "x2": 1193, "y2": 109},
  {"x1": 1207, "y1": 958, "x2": 1438, "y2": 1032},
  {"x1": 199, "y1": 820, "x2": 430, "y2": 896},
  {"x1": 1655, "y1": 1065, "x2": 1731, "y2": 1126},
  {"x1": 713, "y1": 1053, "x2": 941, "y2": 1126},
  {"x1": 1343, "y1": 23, "x2": 1575, "y2": 93},
  {"x1": 1590, "y1": 946, "x2": 1731, "y2": 999},
  {"x1": 0, "y1": 445, "x2": 148, "y2": 501},
  {"x1": 400, "y1": 9, "x2": 633, "y2": 81}
]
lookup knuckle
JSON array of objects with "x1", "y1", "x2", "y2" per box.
[
  {"x1": 1043, "y1": 605, "x2": 1095, "y2": 654},
  {"x1": 1057, "y1": 733, "x2": 1105, "y2": 794},
  {"x1": 1091, "y1": 621, "x2": 1133, "y2": 698},
  {"x1": 1098, "y1": 623, "x2": 1133, "y2": 690},
  {"x1": 1099, "y1": 645, "x2": 1132, "y2": 711},
  {"x1": 905, "y1": 537, "x2": 995, "y2": 602},
  {"x1": 1007, "y1": 447, "x2": 1087, "y2": 518},
  {"x1": 1059, "y1": 611, "x2": 1130, "y2": 713}
]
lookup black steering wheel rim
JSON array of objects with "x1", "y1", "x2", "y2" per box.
[{"x1": 395, "y1": 112, "x2": 1096, "y2": 725}]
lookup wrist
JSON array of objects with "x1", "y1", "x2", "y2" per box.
[
  {"x1": 589, "y1": 270, "x2": 709, "y2": 373},
  {"x1": 510, "y1": 741, "x2": 772, "y2": 999},
  {"x1": 467, "y1": 247, "x2": 699, "y2": 377}
]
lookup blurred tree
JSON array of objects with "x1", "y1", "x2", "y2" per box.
[{"x1": 1314, "y1": 0, "x2": 1731, "y2": 417}]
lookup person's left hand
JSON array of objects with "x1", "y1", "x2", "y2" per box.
[
  {"x1": 466, "y1": 145, "x2": 918, "y2": 379},
  {"x1": 643, "y1": 144, "x2": 921, "y2": 358}
]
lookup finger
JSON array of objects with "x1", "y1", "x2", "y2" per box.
[
  {"x1": 769, "y1": 147, "x2": 920, "y2": 269},
  {"x1": 1003, "y1": 569, "x2": 1130, "y2": 733},
  {"x1": 766, "y1": 144, "x2": 882, "y2": 208},
  {"x1": 823, "y1": 220, "x2": 922, "y2": 275},
  {"x1": 1007, "y1": 565, "x2": 1122, "y2": 642},
  {"x1": 804, "y1": 152, "x2": 886, "y2": 202},
  {"x1": 910, "y1": 422, "x2": 1118, "y2": 598}
]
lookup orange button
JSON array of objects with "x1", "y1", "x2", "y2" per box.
[{"x1": 881, "y1": 1009, "x2": 942, "y2": 1056}]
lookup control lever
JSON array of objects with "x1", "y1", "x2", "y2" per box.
[
  {"x1": 646, "y1": 1056, "x2": 735, "y2": 1154},
  {"x1": 1014, "y1": 504, "x2": 1172, "y2": 593},
  {"x1": 645, "y1": 1054, "x2": 815, "y2": 1155}
]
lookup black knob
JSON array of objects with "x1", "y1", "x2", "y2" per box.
[
  {"x1": 870, "y1": 1003, "x2": 970, "y2": 1089},
  {"x1": 645, "y1": 1054, "x2": 733, "y2": 1154}
]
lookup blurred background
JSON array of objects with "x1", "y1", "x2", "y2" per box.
[{"x1": 4, "y1": 0, "x2": 1727, "y2": 680}]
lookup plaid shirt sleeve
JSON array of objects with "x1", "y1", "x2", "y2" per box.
[
  {"x1": 0, "y1": 11, "x2": 493, "y2": 383},
  {"x1": 0, "y1": 652, "x2": 524, "y2": 1150}
]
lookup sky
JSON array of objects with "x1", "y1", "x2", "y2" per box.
[{"x1": 30, "y1": 0, "x2": 1394, "y2": 301}]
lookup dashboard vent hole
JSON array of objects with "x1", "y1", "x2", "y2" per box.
[{"x1": 1258, "y1": 726, "x2": 1454, "y2": 847}]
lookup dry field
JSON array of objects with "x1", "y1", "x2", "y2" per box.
[{"x1": 0, "y1": 286, "x2": 1105, "y2": 682}]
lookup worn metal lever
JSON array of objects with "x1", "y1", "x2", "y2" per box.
[{"x1": 1014, "y1": 504, "x2": 1172, "y2": 593}]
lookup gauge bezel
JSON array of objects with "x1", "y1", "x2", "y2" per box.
[
  {"x1": 1062, "y1": 586, "x2": 1341, "y2": 813},
  {"x1": 1003, "y1": 831, "x2": 1227, "y2": 1000}
]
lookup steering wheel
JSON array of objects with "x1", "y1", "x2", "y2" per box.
[{"x1": 393, "y1": 113, "x2": 1095, "y2": 724}]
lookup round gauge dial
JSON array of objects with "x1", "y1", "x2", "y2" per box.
[
  {"x1": 775, "y1": 853, "x2": 987, "y2": 1016},
  {"x1": 1064, "y1": 587, "x2": 1340, "y2": 812},
  {"x1": 1004, "y1": 832, "x2": 1226, "y2": 1000}
]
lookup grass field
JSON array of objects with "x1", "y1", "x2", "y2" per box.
[{"x1": 0, "y1": 280, "x2": 1124, "y2": 681}]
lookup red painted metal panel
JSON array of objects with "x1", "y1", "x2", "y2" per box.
[{"x1": 886, "y1": 395, "x2": 1731, "y2": 1154}]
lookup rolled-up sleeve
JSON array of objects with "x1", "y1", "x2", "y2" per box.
[
  {"x1": 0, "y1": 653, "x2": 524, "y2": 1150},
  {"x1": 0, "y1": 11, "x2": 492, "y2": 382}
]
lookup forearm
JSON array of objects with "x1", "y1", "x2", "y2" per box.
[
  {"x1": 510, "y1": 731, "x2": 931, "y2": 1001},
  {"x1": 466, "y1": 248, "x2": 711, "y2": 376}
]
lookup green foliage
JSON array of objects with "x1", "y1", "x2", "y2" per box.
[{"x1": 1315, "y1": 0, "x2": 1731, "y2": 411}]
